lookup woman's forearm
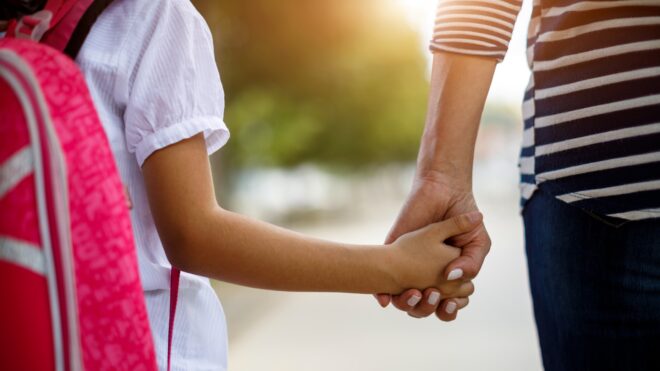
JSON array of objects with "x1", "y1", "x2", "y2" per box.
[{"x1": 417, "y1": 52, "x2": 497, "y2": 187}]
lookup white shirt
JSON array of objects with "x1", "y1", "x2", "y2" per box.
[{"x1": 76, "y1": 0, "x2": 230, "y2": 369}]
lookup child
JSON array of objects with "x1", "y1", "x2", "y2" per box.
[{"x1": 3, "y1": 0, "x2": 477, "y2": 369}]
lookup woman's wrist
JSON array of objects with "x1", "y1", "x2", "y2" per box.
[
  {"x1": 414, "y1": 167, "x2": 473, "y2": 195},
  {"x1": 415, "y1": 135, "x2": 474, "y2": 189}
]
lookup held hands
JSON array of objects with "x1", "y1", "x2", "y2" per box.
[
  {"x1": 387, "y1": 212, "x2": 481, "y2": 306},
  {"x1": 379, "y1": 173, "x2": 491, "y2": 321}
]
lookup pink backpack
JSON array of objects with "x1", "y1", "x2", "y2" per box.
[{"x1": 0, "y1": 2, "x2": 157, "y2": 370}]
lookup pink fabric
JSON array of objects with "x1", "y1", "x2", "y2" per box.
[
  {"x1": 0, "y1": 41, "x2": 69, "y2": 370},
  {"x1": 168, "y1": 268, "x2": 180, "y2": 371},
  {"x1": 0, "y1": 78, "x2": 38, "y2": 245},
  {"x1": 0, "y1": 63, "x2": 54, "y2": 371},
  {"x1": 6, "y1": 0, "x2": 93, "y2": 51},
  {"x1": 0, "y1": 38, "x2": 157, "y2": 370},
  {"x1": 41, "y1": 0, "x2": 94, "y2": 51}
]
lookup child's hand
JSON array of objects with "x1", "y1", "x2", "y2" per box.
[{"x1": 388, "y1": 212, "x2": 482, "y2": 297}]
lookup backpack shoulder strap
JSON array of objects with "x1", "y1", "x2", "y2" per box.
[
  {"x1": 62, "y1": 0, "x2": 113, "y2": 58},
  {"x1": 6, "y1": 0, "x2": 114, "y2": 59},
  {"x1": 167, "y1": 268, "x2": 181, "y2": 371}
]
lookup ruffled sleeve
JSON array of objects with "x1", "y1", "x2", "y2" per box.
[{"x1": 122, "y1": 0, "x2": 229, "y2": 166}]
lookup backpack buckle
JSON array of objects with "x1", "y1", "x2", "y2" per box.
[{"x1": 15, "y1": 10, "x2": 53, "y2": 41}]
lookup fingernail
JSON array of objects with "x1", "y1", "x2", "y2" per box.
[
  {"x1": 467, "y1": 212, "x2": 481, "y2": 223},
  {"x1": 407, "y1": 295, "x2": 422, "y2": 307},
  {"x1": 445, "y1": 301, "x2": 457, "y2": 314},
  {"x1": 447, "y1": 268, "x2": 463, "y2": 281},
  {"x1": 428, "y1": 292, "x2": 441, "y2": 305}
]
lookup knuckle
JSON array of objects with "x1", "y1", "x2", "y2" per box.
[{"x1": 483, "y1": 235, "x2": 492, "y2": 250}]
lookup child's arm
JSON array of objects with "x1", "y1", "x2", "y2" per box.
[{"x1": 142, "y1": 133, "x2": 478, "y2": 296}]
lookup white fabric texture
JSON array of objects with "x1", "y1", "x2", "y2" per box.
[{"x1": 75, "y1": 0, "x2": 229, "y2": 369}]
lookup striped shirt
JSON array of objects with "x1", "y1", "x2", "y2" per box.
[{"x1": 431, "y1": 0, "x2": 660, "y2": 221}]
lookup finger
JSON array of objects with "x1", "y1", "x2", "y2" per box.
[
  {"x1": 408, "y1": 288, "x2": 442, "y2": 318},
  {"x1": 374, "y1": 293, "x2": 391, "y2": 308},
  {"x1": 454, "y1": 297, "x2": 470, "y2": 310},
  {"x1": 443, "y1": 225, "x2": 491, "y2": 281},
  {"x1": 385, "y1": 190, "x2": 440, "y2": 244},
  {"x1": 437, "y1": 280, "x2": 474, "y2": 299},
  {"x1": 435, "y1": 299, "x2": 460, "y2": 322},
  {"x1": 391, "y1": 289, "x2": 423, "y2": 312},
  {"x1": 385, "y1": 208, "x2": 421, "y2": 244},
  {"x1": 433, "y1": 212, "x2": 482, "y2": 241},
  {"x1": 454, "y1": 281, "x2": 475, "y2": 298}
]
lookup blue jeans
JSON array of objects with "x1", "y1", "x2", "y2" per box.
[{"x1": 524, "y1": 189, "x2": 660, "y2": 371}]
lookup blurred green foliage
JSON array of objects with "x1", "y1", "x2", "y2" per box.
[{"x1": 193, "y1": 0, "x2": 429, "y2": 171}]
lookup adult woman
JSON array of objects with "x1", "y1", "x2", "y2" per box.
[{"x1": 383, "y1": 0, "x2": 660, "y2": 369}]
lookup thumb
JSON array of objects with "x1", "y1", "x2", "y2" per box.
[
  {"x1": 385, "y1": 193, "x2": 439, "y2": 244},
  {"x1": 434, "y1": 212, "x2": 482, "y2": 241},
  {"x1": 385, "y1": 208, "x2": 427, "y2": 244}
]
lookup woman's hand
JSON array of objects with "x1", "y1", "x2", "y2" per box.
[
  {"x1": 377, "y1": 172, "x2": 490, "y2": 320},
  {"x1": 386, "y1": 212, "x2": 481, "y2": 299}
]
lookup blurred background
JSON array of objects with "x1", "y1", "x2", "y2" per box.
[{"x1": 192, "y1": 0, "x2": 541, "y2": 370}]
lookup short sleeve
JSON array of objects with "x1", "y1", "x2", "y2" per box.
[
  {"x1": 122, "y1": 0, "x2": 229, "y2": 166},
  {"x1": 429, "y1": 0, "x2": 523, "y2": 62}
]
